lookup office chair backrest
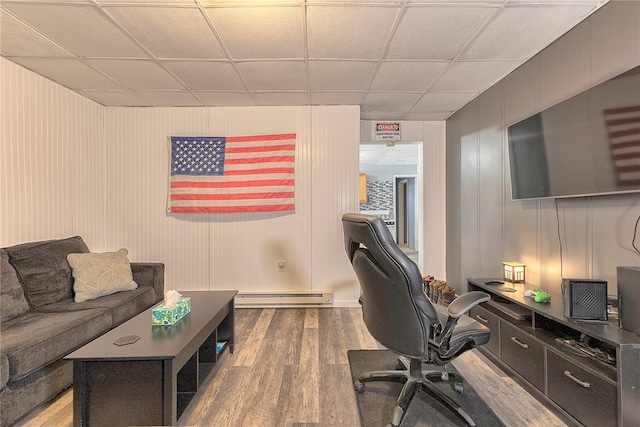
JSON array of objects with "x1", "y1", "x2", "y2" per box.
[{"x1": 342, "y1": 213, "x2": 440, "y2": 358}]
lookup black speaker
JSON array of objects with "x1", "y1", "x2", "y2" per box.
[{"x1": 562, "y1": 279, "x2": 608, "y2": 321}]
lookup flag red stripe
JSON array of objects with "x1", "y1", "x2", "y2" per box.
[
  {"x1": 172, "y1": 192, "x2": 294, "y2": 201},
  {"x1": 226, "y1": 134, "x2": 296, "y2": 143},
  {"x1": 170, "y1": 204, "x2": 295, "y2": 213},
  {"x1": 224, "y1": 167, "x2": 294, "y2": 175},
  {"x1": 226, "y1": 144, "x2": 295, "y2": 153},
  {"x1": 172, "y1": 179, "x2": 294, "y2": 189},
  {"x1": 225, "y1": 156, "x2": 294, "y2": 165}
]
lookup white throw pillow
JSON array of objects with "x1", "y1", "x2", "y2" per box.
[{"x1": 68, "y1": 248, "x2": 138, "y2": 303}]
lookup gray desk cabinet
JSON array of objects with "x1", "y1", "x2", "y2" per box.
[{"x1": 468, "y1": 278, "x2": 640, "y2": 427}]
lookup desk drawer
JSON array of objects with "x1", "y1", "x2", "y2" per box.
[
  {"x1": 500, "y1": 320, "x2": 545, "y2": 391},
  {"x1": 547, "y1": 350, "x2": 617, "y2": 427},
  {"x1": 469, "y1": 305, "x2": 500, "y2": 357}
]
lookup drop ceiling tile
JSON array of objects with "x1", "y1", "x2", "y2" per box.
[
  {"x1": 2, "y1": 3, "x2": 148, "y2": 58},
  {"x1": 410, "y1": 92, "x2": 479, "y2": 113},
  {"x1": 77, "y1": 91, "x2": 149, "y2": 107},
  {"x1": 386, "y1": 6, "x2": 496, "y2": 60},
  {"x1": 236, "y1": 61, "x2": 306, "y2": 91},
  {"x1": 194, "y1": 91, "x2": 255, "y2": 107},
  {"x1": 310, "y1": 92, "x2": 365, "y2": 105},
  {"x1": 105, "y1": 7, "x2": 226, "y2": 59},
  {"x1": 402, "y1": 111, "x2": 453, "y2": 121},
  {"x1": 360, "y1": 111, "x2": 405, "y2": 121},
  {"x1": 10, "y1": 58, "x2": 123, "y2": 90},
  {"x1": 430, "y1": 60, "x2": 521, "y2": 92},
  {"x1": 205, "y1": 6, "x2": 304, "y2": 59},
  {"x1": 460, "y1": 5, "x2": 595, "y2": 60},
  {"x1": 362, "y1": 92, "x2": 423, "y2": 113},
  {"x1": 307, "y1": 5, "x2": 399, "y2": 59},
  {"x1": 253, "y1": 92, "x2": 309, "y2": 106},
  {"x1": 1, "y1": 12, "x2": 72, "y2": 58},
  {"x1": 86, "y1": 59, "x2": 185, "y2": 90},
  {"x1": 133, "y1": 91, "x2": 203, "y2": 106},
  {"x1": 162, "y1": 61, "x2": 245, "y2": 90},
  {"x1": 370, "y1": 61, "x2": 449, "y2": 91},
  {"x1": 309, "y1": 61, "x2": 377, "y2": 91}
]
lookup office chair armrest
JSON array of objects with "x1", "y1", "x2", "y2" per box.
[
  {"x1": 447, "y1": 291, "x2": 491, "y2": 319},
  {"x1": 431, "y1": 291, "x2": 491, "y2": 351}
]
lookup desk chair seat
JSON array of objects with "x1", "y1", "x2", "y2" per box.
[{"x1": 342, "y1": 213, "x2": 491, "y2": 427}]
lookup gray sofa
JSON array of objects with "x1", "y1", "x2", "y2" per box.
[{"x1": 0, "y1": 236, "x2": 164, "y2": 426}]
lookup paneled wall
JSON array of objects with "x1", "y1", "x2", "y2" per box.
[
  {"x1": 0, "y1": 60, "x2": 363, "y2": 304},
  {"x1": 0, "y1": 58, "x2": 106, "y2": 248},
  {"x1": 2, "y1": 57, "x2": 446, "y2": 305},
  {"x1": 104, "y1": 105, "x2": 361, "y2": 303},
  {"x1": 446, "y1": 1, "x2": 640, "y2": 293}
]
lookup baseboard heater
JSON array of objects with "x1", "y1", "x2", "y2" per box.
[{"x1": 235, "y1": 292, "x2": 334, "y2": 307}]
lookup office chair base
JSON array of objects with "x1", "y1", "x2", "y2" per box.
[{"x1": 354, "y1": 357, "x2": 476, "y2": 427}]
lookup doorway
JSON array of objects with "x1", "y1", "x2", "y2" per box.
[
  {"x1": 394, "y1": 175, "x2": 418, "y2": 263},
  {"x1": 359, "y1": 142, "x2": 422, "y2": 268}
]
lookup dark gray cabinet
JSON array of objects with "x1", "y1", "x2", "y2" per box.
[
  {"x1": 468, "y1": 278, "x2": 640, "y2": 427},
  {"x1": 547, "y1": 350, "x2": 617, "y2": 427},
  {"x1": 469, "y1": 305, "x2": 500, "y2": 356},
  {"x1": 500, "y1": 320, "x2": 545, "y2": 392}
]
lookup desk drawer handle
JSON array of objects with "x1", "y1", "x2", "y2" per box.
[
  {"x1": 563, "y1": 370, "x2": 591, "y2": 389},
  {"x1": 510, "y1": 336, "x2": 529, "y2": 349},
  {"x1": 475, "y1": 315, "x2": 489, "y2": 324}
]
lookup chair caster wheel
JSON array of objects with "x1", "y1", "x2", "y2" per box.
[
  {"x1": 355, "y1": 382, "x2": 365, "y2": 393},
  {"x1": 454, "y1": 382, "x2": 464, "y2": 394}
]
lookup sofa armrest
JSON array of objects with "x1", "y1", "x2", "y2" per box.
[{"x1": 131, "y1": 263, "x2": 165, "y2": 303}]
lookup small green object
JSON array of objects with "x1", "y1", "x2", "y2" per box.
[{"x1": 534, "y1": 290, "x2": 551, "y2": 303}]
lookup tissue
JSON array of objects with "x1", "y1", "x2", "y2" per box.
[
  {"x1": 152, "y1": 290, "x2": 191, "y2": 325},
  {"x1": 164, "y1": 290, "x2": 182, "y2": 307}
]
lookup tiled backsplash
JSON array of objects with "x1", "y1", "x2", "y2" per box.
[{"x1": 360, "y1": 180, "x2": 394, "y2": 218}]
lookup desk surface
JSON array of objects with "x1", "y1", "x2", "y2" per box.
[
  {"x1": 66, "y1": 290, "x2": 237, "y2": 361},
  {"x1": 468, "y1": 278, "x2": 639, "y2": 346}
]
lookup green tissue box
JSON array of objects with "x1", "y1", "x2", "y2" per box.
[{"x1": 152, "y1": 297, "x2": 191, "y2": 325}]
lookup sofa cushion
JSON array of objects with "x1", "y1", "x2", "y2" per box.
[
  {"x1": 0, "y1": 307, "x2": 111, "y2": 381},
  {"x1": 40, "y1": 286, "x2": 156, "y2": 327},
  {"x1": 0, "y1": 354, "x2": 8, "y2": 389},
  {"x1": 7, "y1": 236, "x2": 90, "y2": 308},
  {"x1": 0, "y1": 251, "x2": 29, "y2": 323},
  {"x1": 0, "y1": 358, "x2": 72, "y2": 427},
  {"x1": 68, "y1": 248, "x2": 137, "y2": 303}
]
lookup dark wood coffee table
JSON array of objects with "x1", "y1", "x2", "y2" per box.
[{"x1": 65, "y1": 290, "x2": 237, "y2": 426}]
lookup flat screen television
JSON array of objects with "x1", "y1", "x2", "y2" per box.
[{"x1": 507, "y1": 65, "x2": 640, "y2": 200}]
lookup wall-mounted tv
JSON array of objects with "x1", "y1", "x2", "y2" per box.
[{"x1": 508, "y1": 65, "x2": 640, "y2": 200}]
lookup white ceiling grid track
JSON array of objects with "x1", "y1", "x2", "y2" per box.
[{"x1": 1, "y1": 0, "x2": 608, "y2": 120}]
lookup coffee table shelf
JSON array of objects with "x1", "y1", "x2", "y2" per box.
[{"x1": 66, "y1": 290, "x2": 237, "y2": 426}]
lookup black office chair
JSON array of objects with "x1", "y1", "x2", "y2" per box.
[{"x1": 342, "y1": 213, "x2": 491, "y2": 427}]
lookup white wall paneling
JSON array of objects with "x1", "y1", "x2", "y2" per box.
[
  {"x1": 447, "y1": 1, "x2": 640, "y2": 293},
  {"x1": 1, "y1": 69, "x2": 365, "y2": 303},
  {"x1": 3, "y1": 60, "x2": 446, "y2": 305},
  {"x1": 420, "y1": 122, "x2": 446, "y2": 279},
  {"x1": 0, "y1": 58, "x2": 106, "y2": 249},
  {"x1": 311, "y1": 106, "x2": 361, "y2": 305}
]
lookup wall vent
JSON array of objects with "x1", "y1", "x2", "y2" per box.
[{"x1": 235, "y1": 292, "x2": 333, "y2": 307}]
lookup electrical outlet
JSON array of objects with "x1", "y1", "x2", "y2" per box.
[{"x1": 278, "y1": 260, "x2": 285, "y2": 272}]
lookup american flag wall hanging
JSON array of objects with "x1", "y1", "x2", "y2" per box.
[{"x1": 167, "y1": 133, "x2": 296, "y2": 213}]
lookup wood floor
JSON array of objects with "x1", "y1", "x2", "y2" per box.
[{"x1": 16, "y1": 307, "x2": 568, "y2": 427}]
